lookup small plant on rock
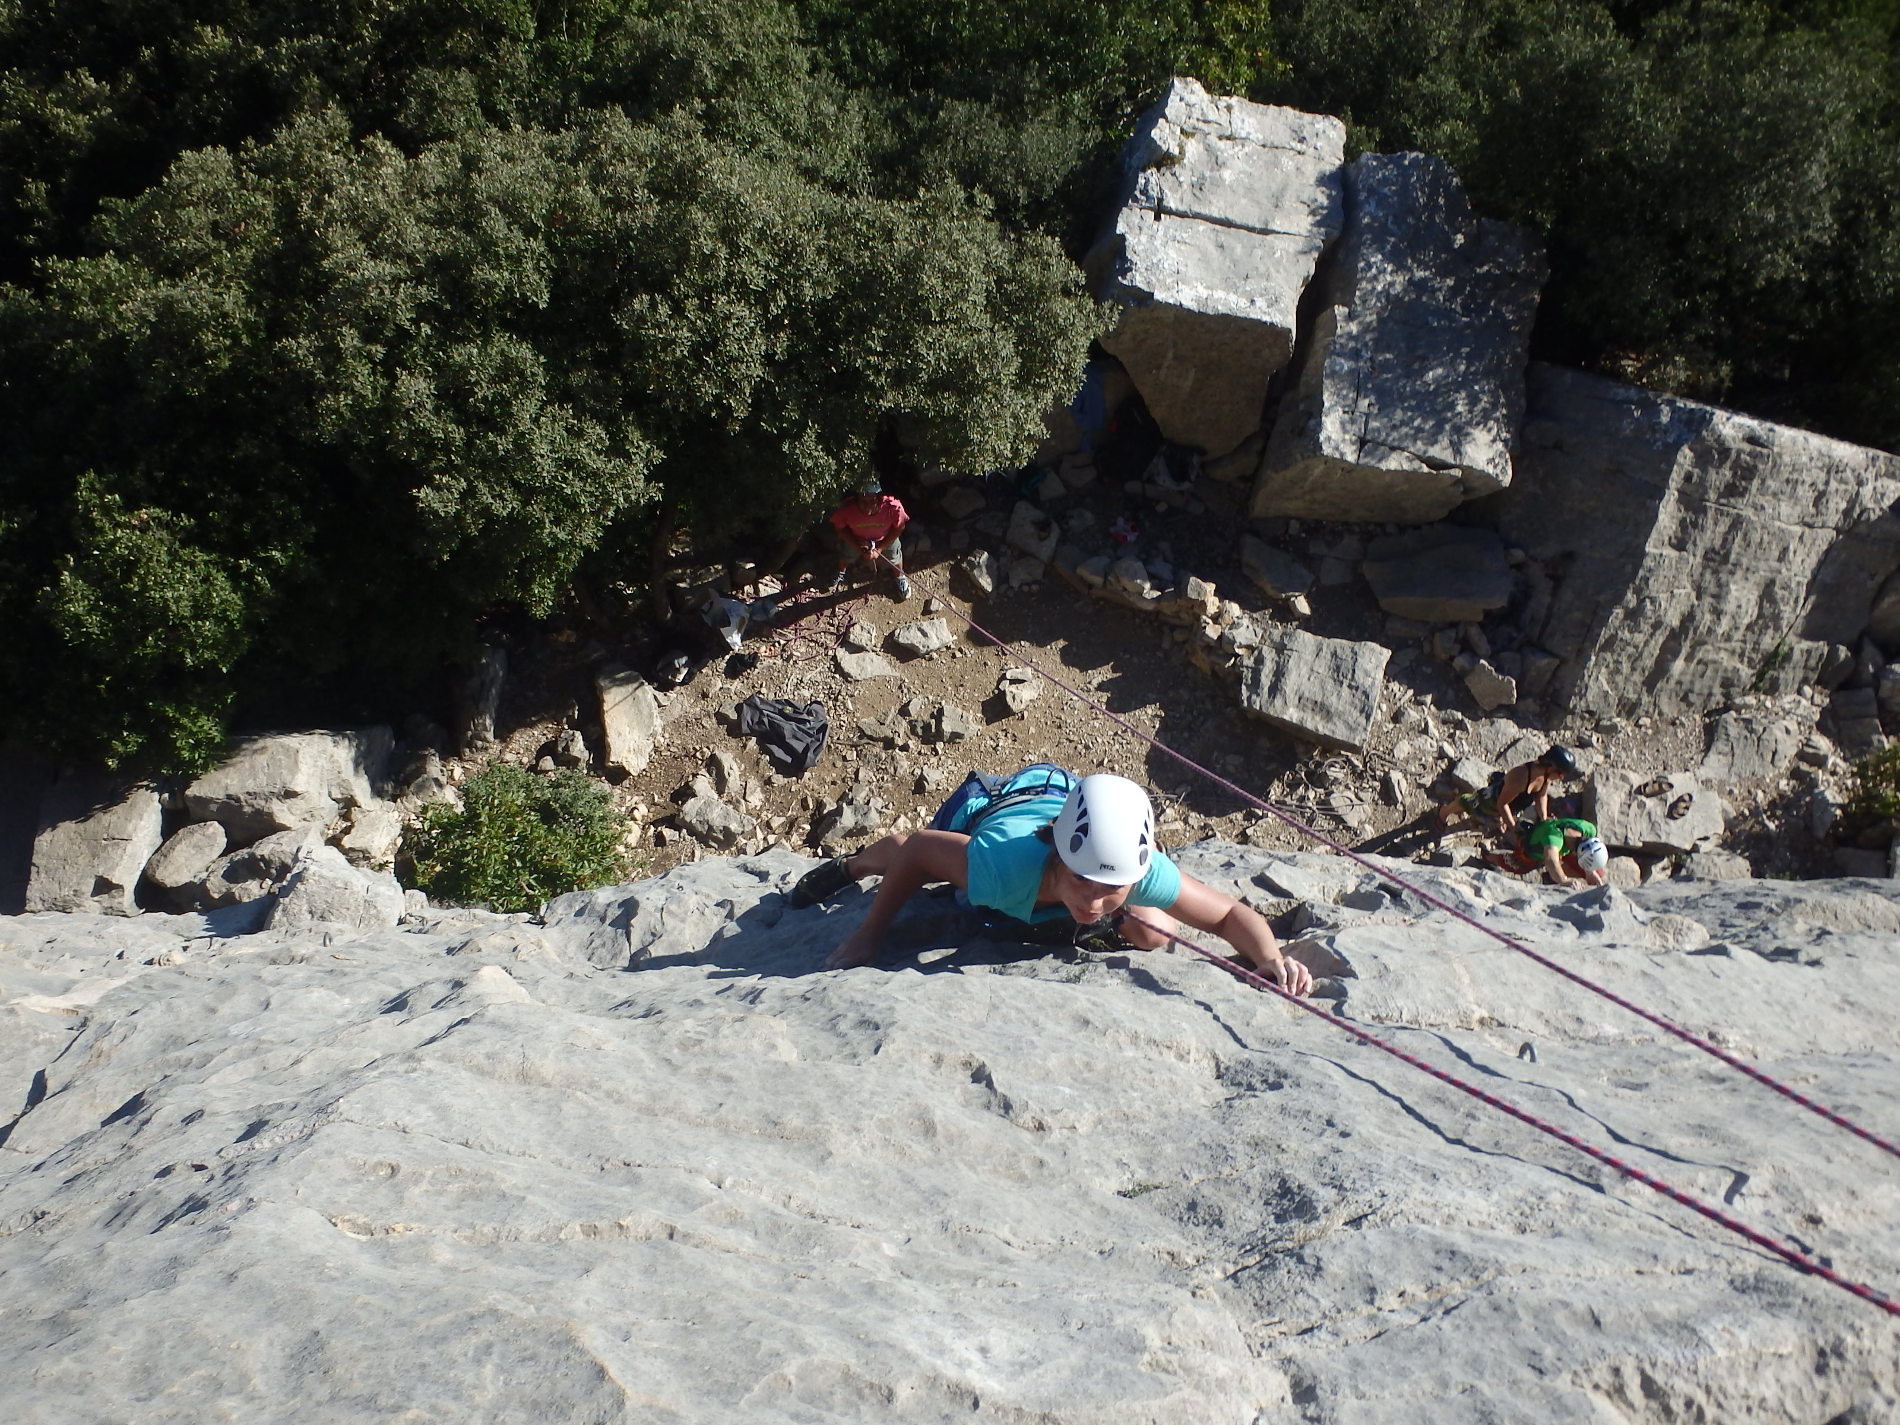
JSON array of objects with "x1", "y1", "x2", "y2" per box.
[
  {"x1": 1845, "y1": 744, "x2": 1900, "y2": 826},
  {"x1": 404, "y1": 763, "x2": 630, "y2": 913}
]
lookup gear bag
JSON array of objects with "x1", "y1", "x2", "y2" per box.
[{"x1": 735, "y1": 695, "x2": 829, "y2": 776}]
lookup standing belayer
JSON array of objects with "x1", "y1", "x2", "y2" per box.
[{"x1": 821, "y1": 479, "x2": 911, "y2": 600}]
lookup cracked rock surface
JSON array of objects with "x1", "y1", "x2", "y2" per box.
[{"x1": 3, "y1": 846, "x2": 1897, "y2": 1423}]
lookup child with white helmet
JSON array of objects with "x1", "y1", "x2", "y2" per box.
[{"x1": 789, "y1": 765, "x2": 1314, "y2": 995}]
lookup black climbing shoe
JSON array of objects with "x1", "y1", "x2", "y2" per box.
[
  {"x1": 1071, "y1": 916, "x2": 1129, "y2": 954},
  {"x1": 789, "y1": 855, "x2": 856, "y2": 909}
]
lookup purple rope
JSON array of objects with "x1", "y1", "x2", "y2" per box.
[
  {"x1": 894, "y1": 555, "x2": 1900, "y2": 1165},
  {"x1": 1121, "y1": 910, "x2": 1900, "y2": 1319}
]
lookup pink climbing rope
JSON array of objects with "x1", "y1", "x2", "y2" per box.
[
  {"x1": 890, "y1": 554, "x2": 1900, "y2": 1166},
  {"x1": 1119, "y1": 909, "x2": 1900, "y2": 1319}
]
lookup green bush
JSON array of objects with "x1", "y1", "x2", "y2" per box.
[
  {"x1": 404, "y1": 763, "x2": 632, "y2": 912},
  {"x1": 1846, "y1": 743, "x2": 1900, "y2": 823}
]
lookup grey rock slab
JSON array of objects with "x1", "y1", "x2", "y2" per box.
[
  {"x1": 183, "y1": 728, "x2": 394, "y2": 845},
  {"x1": 2, "y1": 848, "x2": 1899, "y2": 1423},
  {"x1": 597, "y1": 665, "x2": 663, "y2": 777},
  {"x1": 1499, "y1": 364, "x2": 1900, "y2": 719},
  {"x1": 1700, "y1": 705, "x2": 1816, "y2": 785},
  {"x1": 996, "y1": 668, "x2": 1043, "y2": 715},
  {"x1": 1463, "y1": 659, "x2": 1518, "y2": 712},
  {"x1": 889, "y1": 619, "x2": 956, "y2": 659},
  {"x1": 1091, "y1": 79, "x2": 1345, "y2": 459},
  {"x1": 1591, "y1": 769, "x2": 1727, "y2": 855},
  {"x1": 940, "y1": 485, "x2": 988, "y2": 522},
  {"x1": 25, "y1": 774, "x2": 163, "y2": 915},
  {"x1": 336, "y1": 804, "x2": 403, "y2": 870},
  {"x1": 835, "y1": 647, "x2": 897, "y2": 681},
  {"x1": 956, "y1": 548, "x2": 1000, "y2": 598},
  {"x1": 1237, "y1": 627, "x2": 1390, "y2": 753},
  {"x1": 196, "y1": 824, "x2": 329, "y2": 909},
  {"x1": 1255, "y1": 153, "x2": 1544, "y2": 522},
  {"x1": 1360, "y1": 525, "x2": 1513, "y2": 623}
]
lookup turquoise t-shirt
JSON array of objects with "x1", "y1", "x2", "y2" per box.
[{"x1": 963, "y1": 795, "x2": 1181, "y2": 925}]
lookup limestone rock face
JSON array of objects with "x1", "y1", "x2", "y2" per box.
[
  {"x1": 24, "y1": 774, "x2": 163, "y2": 915},
  {"x1": 3, "y1": 849, "x2": 1898, "y2": 1424},
  {"x1": 1500, "y1": 365, "x2": 1900, "y2": 719},
  {"x1": 1237, "y1": 627, "x2": 1389, "y2": 752},
  {"x1": 183, "y1": 729, "x2": 394, "y2": 845},
  {"x1": 1090, "y1": 78, "x2": 1345, "y2": 459},
  {"x1": 1254, "y1": 153, "x2": 1545, "y2": 522}
]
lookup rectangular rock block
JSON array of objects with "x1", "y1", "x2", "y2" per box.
[{"x1": 1238, "y1": 627, "x2": 1389, "y2": 753}]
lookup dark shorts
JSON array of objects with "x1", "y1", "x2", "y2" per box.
[{"x1": 826, "y1": 526, "x2": 904, "y2": 568}]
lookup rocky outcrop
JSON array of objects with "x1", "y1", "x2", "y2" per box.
[
  {"x1": 1500, "y1": 364, "x2": 1900, "y2": 720},
  {"x1": 3, "y1": 848, "x2": 1897, "y2": 1423},
  {"x1": 1090, "y1": 78, "x2": 1345, "y2": 459},
  {"x1": 1254, "y1": 153, "x2": 1544, "y2": 522}
]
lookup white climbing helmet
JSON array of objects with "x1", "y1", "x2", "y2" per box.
[
  {"x1": 1576, "y1": 836, "x2": 1609, "y2": 873},
  {"x1": 1052, "y1": 774, "x2": 1156, "y2": 886}
]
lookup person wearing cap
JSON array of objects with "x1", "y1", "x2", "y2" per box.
[
  {"x1": 787, "y1": 766, "x2": 1314, "y2": 994},
  {"x1": 1433, "y1": 744, "x2": 1581, "y2": 839},
  {"x1": 822, "y1": 479, "x2": 911, "y2": 600}
]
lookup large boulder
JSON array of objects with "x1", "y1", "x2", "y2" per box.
[
  {"x1": 141, "y1": 822, "x2": 229, "y2": 911},
  {"x1": 597, "y1": 666, "x2": 663, "y2": 778},
  {"x1": 183, "y1": 729, "x2": 395, "y2": 845},
  {"x1": 1254, "y1": 153, "x2": 1545, "y2": 522},
  {"x1": 263, "y1": 844, "x2": 406, "y2": 931},
  {"x1": 1089, "y1": 79, "x2": 1345, "y2": 459},
  {"x1": 1499, "y1": 365, "x2": 1900, "y2": 719},
  {"x1": 1360, "y1": 525, "x2": 1513, "y2": 623},
  {"x1": 1237, "y1": 627, "x2": 1389, "y2": 752},
  {"x1": 24, "y1": 774, "x2": 163, "y2": 915}
]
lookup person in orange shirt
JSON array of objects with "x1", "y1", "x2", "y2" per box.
[{"x1": 823, "y1": 480, "x2": 910, "y2": 600}]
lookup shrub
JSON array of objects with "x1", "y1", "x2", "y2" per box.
[
  {"x1": 404, "y1": 763, "x2": 632, "y2": 912},
  {"x1": 1845, "y1": 743, "x2": 1900, "y2": 824}
]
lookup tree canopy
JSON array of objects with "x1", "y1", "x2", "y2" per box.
[{"x1": 2, "y1": 0, "x2": 1897, "y2": 770}]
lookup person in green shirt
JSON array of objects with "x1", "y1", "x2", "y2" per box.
[{"x1": 1485, "y1": 816, "x2": 1609, "y2": 887}]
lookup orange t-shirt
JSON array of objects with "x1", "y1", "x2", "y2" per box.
[{"x1": 828, "y1": 494, "x2": 908, "y2": 546}]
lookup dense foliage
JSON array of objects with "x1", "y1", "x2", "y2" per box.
[
  {"x1": 403, "y1": 763, "x2": 631, "y2": 911},
  {"x1": 2, "y1": 0, "x2": 1896, "y2": 771}
]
